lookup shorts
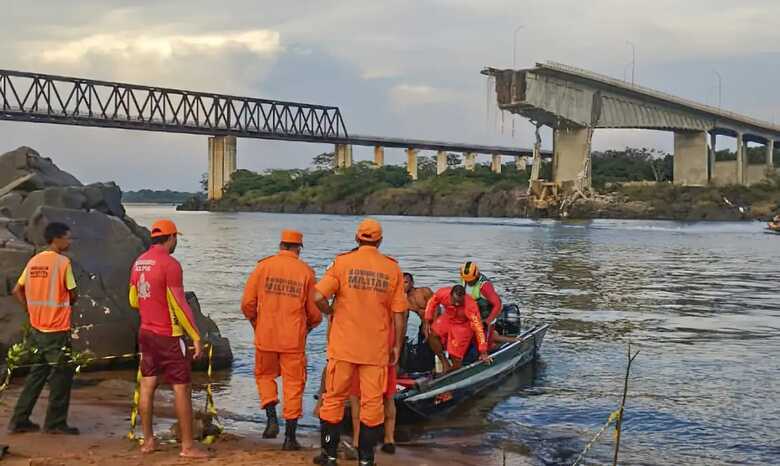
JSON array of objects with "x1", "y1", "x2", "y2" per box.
[
  {"x1": 350, "y1": 364, "x2": 397, "y2": 399},
  {"x1": 432, "y1": 316, "x2": 474, "y2": 360},
  {"x1": 138, "y1": 329, "x2": 191, "y2": 385}
]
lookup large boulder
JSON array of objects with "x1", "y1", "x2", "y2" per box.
[
  {"x1": 0, "y1": 147, "x2": 233, "y2": 371},
  {"x1": 0, "y1": 147, "x2": 82, "y2": 191}
]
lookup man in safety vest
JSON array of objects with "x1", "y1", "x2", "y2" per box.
[
  {"x1": 460, "y1": 261, "x2": 503, "y2": 340},
  {"x1": 313, "y1": 218, "x2": 407, "y2": 466},
  {"x1": 423, "y1": 285, "x2": 490, "y2": 373},
  {"x1": 240, "y1": 229, "x2": 322, "y2": 450},
  {"x1": 129, "y1": 219, "x2": 207, "y2": 458},
  {"x1": 8, "y1": 222, "x2": 79, "y2": 435}
]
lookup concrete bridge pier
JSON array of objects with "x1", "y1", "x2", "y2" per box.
[
  {"x1": 673, "y1": 131, "x2": 709, "y2": 186},
  {"x1": 552, "y1": 127, "x2": 590, "y2": 185},
  {"x1": 767, "y1": 140, "x2": 775, "y2": 170},
  {"x1": 464, "y1": 152, "x2": 476, "y2": 171},
  {"x1": 516, "y1": 156, "x2": 527, "y2": 172},
  {"x1": 491, "y1": 154, "x2": 502, "y2": 174},
  {"x1": 436, "y1": 150, "x2": 447, "y2": 175},
  {"x1": 335, "y1": 144, "x2": 353, "y2": 169},
  {"x1": 207, "y1": 135, "x2": 237, "y2": 200},
  {"x1": 708, "y1": 132, "x2": 717, "y2": 182},
  {"x1": 373, "y1": 145, "x2": 384, "y2": 168},
  {"x1": 406, "y1": 148, "x2": 418, "y2": 180},
  {"x1": 736, "y1": 133, "x2": 745, "y2": 185}
]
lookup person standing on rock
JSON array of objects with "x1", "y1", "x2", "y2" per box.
[
  {"x1": 240, "y1": 229, "x2": 322, "y2": 450},
  {"x1": 128, "y1": 219, "x2": 207, "y2": 458},
  {"x1": 313, "y1": 219, "x2": 408, "y2": 466},
  {"x1": 7, "y1": 222, "x2": 79, "y2": 435}
]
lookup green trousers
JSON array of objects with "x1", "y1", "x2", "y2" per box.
[{"x1": 9, "y1": 330, "x2": 74, "y2": 430}]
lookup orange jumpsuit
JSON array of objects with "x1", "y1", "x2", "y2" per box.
[
  {"x1": 316, "y1": 246, "x2": 408, "y2": 427},
  {"x1": 241, "y1": 250, "x2": 322, "y2": 420}
]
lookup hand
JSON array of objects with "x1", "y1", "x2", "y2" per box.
[
  {"x1": 422, "y1": 321, "x2": 432, "y2": 340},
  {"x1": 478, "y1": 352, "x2": 493, "y2": 365},
  {"x1": 250, "y1": 318, "x2": 257, "y2": 328},
  {"x1": 193, "y1": 340, "x2": 204, "y2": 360},
  {"x1": 390, "y1": 344, "x2": 400, "y2": 366}
]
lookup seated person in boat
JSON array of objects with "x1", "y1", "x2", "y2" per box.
[
  {"x1": 769, "y1": 215, "x2": 780, "y2": 231},
  {"x1": 423, "y1": 285, "x2": 490, "y2": 373},
  {"x1": 403, "y1": 272, "x2": 434, "y2": 334}
]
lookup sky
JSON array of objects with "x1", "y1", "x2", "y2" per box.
[{"x1": 1, "y1": 0, "x2": 779, "y2": 191}]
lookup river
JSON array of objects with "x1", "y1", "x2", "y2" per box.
[{"x1": 126, "y1": 205, "x2": 780, "y2": 466}]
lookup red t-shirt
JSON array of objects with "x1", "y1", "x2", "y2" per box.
[{"x1": 129, "y1": 245, "x2": 201, "y2": 341}]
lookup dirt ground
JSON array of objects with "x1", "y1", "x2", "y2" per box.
[{"x1": 0, "y1": 374, "x2": 525, "y2": 465}]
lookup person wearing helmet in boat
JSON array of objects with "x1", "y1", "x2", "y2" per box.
[{"x1": 459, "y1": 261, "x2": 503, "y2": 343}]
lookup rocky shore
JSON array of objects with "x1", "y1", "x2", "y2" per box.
[
  {"x1": 179, "y1": 184, "x2": 776, "y2": 222},
  {"x1": 0, "y1": 147, "x2": 232, "y2": 370}
]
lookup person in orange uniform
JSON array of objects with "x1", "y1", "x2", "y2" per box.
[
  {"x1": 240, "y1": 229, "x2": 322, "y2": 450},
  {"x1": 423, "y1": 285, "x2": 490, "y2": 373},
  {"x1": 460, "y1": 261, "x2": 503, "y2": 342},
  {"x1": 128, "y1": 219, "x2": 207, "y2": 458},
  {"x1": 313, "y1": 219, "x2": 407, "y2": 466},
  {"x1": 8, "y1": 222, "x2": 79, "y2": 435}
]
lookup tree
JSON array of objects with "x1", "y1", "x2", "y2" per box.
[
  {"x1": 312, "y1": 152, "x2": 336, "y2": 170},
  {"x1": 446, "y1": 153, "x2": 462, "y2": 168},
  {"x1": 416, "y1": 155, "x2": 438, "y2": 180},
  {"x1": 200, "y1": 172, "x2": 208, "y2": 192}
]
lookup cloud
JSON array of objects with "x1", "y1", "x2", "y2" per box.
[
  {"x1": 39, "y1": 30, "x2": 282, "y2": 64},
  {"x1": 389, "y1": 84, "x2": 460, "y2": 109}
]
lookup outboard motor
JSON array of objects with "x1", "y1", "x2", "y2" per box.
[{"x1": 495, "y1": 304, "x2": 522, "y2": 336}]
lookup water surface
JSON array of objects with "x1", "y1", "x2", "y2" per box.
[{"x1": 126, "y1": 205, "x2": 780, "y2": 465}]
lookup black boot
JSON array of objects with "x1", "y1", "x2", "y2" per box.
[
  {"x1": 313, "y1": 421, "x2": 340, "y2": 465},
  {"x1": 263, "y1": 404, "x2": 280, "y2": 439},
  {"x1": 357, "y1": 423, "x2": 383, "y2": 466},
  {"x1": 282, "y1": 419, "x2": 301, "y2": 451}
]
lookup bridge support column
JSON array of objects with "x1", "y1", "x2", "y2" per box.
[
  {"x1": 767, "y1": 140, "x2": 775, "y2": 170},
  {"x1": 406, "y1": 148, "x2": 418, "y2": 180},
  {"x1": 335, "y1": 144, "x2": 353, "y2": 169},
  {"x1": 207, "y1": 135, "x2": 237, "y2": 200},
  {"x1": 709, "y1": 132, "x2": 717, "y2": 183},
  {"x1": 464, "y1": 152, "x2": 476, "y2": 171},
  {"x1": 374, "y1": 146, "x2": 384, "y2": 168},
  {"x1": 436, "y1": 150, "x2": 447, "y2": 175},
  {"x1": 552, "y1": 127, "x2": 589, "y2": 184},
  {"x1": 516, "y1": 156, "x2": 527, "y2": 172},
  {"x1": 673, "y1": 131, "x2": 709, "y2": 186},
  {"x1": 736, "y1": 133, "x2": 745, "y2": 185},
  {"x1": 491, "y1": 154, "x2": 502, "y2": 174}
]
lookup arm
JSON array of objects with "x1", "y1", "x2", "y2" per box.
[
  {"x1": 314, "y1": 262, "x2": 340, "y2": 315},
  {"x1": 240, "y1": 267, "x2": 260, "y2": 325},
  {"x1": 165, "y1": 262, "x2": 203, "y2": 358},
  {"x1": 12, "y1": 283, "x2": 26, "y2": 309},
  {"x1": 304, "y1": 272, "x2": 323, "y2": 330},
  {"x1": 465, "y1": 299, "x2": 489, "y2": 355},
  {"x1": 64, "y1": 262, "x2": 78, "y2": 305},
  {"x1": 389, "y1": 270, "x2": 410, "y2": 365},
  {"x1": 128, "y1": 264, "x2": 139, "y2": 309},
  {"x1": 480, "y1": 281, "x2": 502, "y2": 325}
]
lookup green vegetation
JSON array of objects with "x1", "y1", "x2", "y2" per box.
[
  {"x1": 195, "y1": 147, "x2": 779, "y2": 220},
  {"x1": 123, "y1": 189, "x2": 201, "y2": 204}
]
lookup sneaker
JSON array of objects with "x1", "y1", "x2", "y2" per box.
[
  {"x1": 8, "y1": 420, "x2": 40, "y2": 434},
  {"x1": 44, "y1": 425, "x2": 80, "y2": 435},
  {"x1": 381, "y1": 442, "x2": 396, "y2": 454}
]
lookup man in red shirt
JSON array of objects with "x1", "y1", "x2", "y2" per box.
[
  {"x1": 129, "y1": 219, "x2": 207, "y2": 458},
  {"x1": 423, "y1": 285, "x2": 490, "y2": 373}
]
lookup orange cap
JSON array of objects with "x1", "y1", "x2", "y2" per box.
[
  {"x1": 356, "y1": 218, "x2": 383, "y2": 242},
  {"x1": 280, "y1": 229, "x2": 303, "y2": 244},
  {"x1": 150, "y1": 219, "x2": 180, "y2": 238}
]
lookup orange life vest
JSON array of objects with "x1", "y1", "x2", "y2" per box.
[{"x1": 23, "y1": 251, "x2": 74, "y2": 332}]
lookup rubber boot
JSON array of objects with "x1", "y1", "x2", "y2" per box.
[
  {"x1": 263, "y1": 404, "x2": 280, "y2": 439},
  {"x1": 357, "y1": 423, "x2": 383, "y2": 466},
  {"x1": 282, "y1": 419, "x2": 301, "y2": 451},
  {"x1": 313, "y1": 421, "x2": 340, "y2": 466}
]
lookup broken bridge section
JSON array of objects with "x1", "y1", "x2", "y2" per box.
[{"x1": 485, "y1": 62, "x2": 780, "y2": 188}]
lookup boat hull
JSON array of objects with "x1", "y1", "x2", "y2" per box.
[{"x1": 395, "y1": 324, "x2": 549, "y2": 422}]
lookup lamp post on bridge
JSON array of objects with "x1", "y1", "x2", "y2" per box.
[
  {"x1": 626, "y1": 41, "x2": 636, "y2": 85},
  {"x1": 713, "y1": 70, "x2": 723, "y2": 109}
]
